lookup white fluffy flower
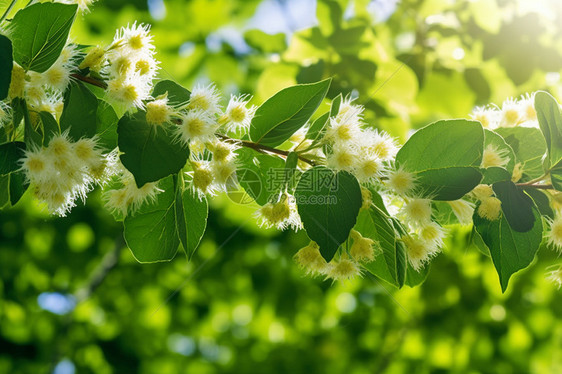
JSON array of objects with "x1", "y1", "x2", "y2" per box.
[
  {"x1": 20, "y1": 134, "x2": 111, "y2": 216},
  {"x1": 57, "y1": 0, "x2": 98, "y2": 12},
  {"x1": 102, "y1": 24, "x2": 159, "y2": 110},
  {"x1": 324, "y1": 115, "x2": 362, "y2": 145},
  {"x1": 447, "y1": 199, "x2": 474, "y2": 225},
  {"x1": 361, "y1": 129, "x2": 398, "y2": 161},
  {"x1": 326, "y1": 143, "x2": 358, "y2": 172},
  {"x1": 547, "y1": 215, "x2": 562, "y2": 253},
  {"x1": 187, "y1": 83, "x2": 221, "y2": 116},
  {"x1": 481, "y1": 144, "x2": 510, "y2": 169},
  {"x1": 354, "y1": 153, "x2": 384, "y2": 183},
  {"x1": 385, "y1": 166, "x2": 416, "y2": 196},
  {"x1": 499, "y1": 98, "x2": 523, "y2": 127},
  {"x1": 470, "y1": 106, "x2": 499, "y2": 129},
  {"x1": 106, "y1": 76, "x2": 151, "y2": 110},
  {"x1": 220, "y1": 94, "x2": 256, "y2": 133},
  {"x1": 112, "y1": 22, "x2": 155, "y2": 57},
  {"x1": 255, "y1": 193, "x2": 301, "y2": 231},
  {"x1": 401, "y1": 198, "x2": 432, "y2": 226},
  {"x1": 146, "y1": 96, "x2": 176, "y2": 125},
  {"x1": 402, "y1": 235, "x2": 440, "y2": 271},
  {"x1": 175, "y1": 109, "x2": 218, "y2": 144}
]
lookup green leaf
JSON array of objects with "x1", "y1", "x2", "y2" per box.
[
  {"x1": 9, "y1": 170, "x2": 28, "y2": 206},
  {"x1": 39, "y1": 111, "x2": 60, "y2": 146},
  {"x1": 124, "y1": 176, "x2": 180, "y2": 263},
  {"x1": 0, "y1": 171, "x2": 28, "y2": 207},
  {"x1": 118, "y1": 111, "x2": 190, "y2": 187},
  {"x1": 295, "y1": 166, "x2": 362, "y2": 261},
  {"x1": 11, "y1": 97, "x2": 24, "y2": 128},
  {"x1": 317, "y1": 0, "x2": 343, "y2": 36},
  {"x1": 330, "y1": 93, "x2": 342, "y2": 117},
  {"x1": 473, "y1": 199, "x2": 543, "y2": 292},
  {"x1": 96, "y1": 100, "x2": 118, "y2": 151},
  {"x1": 405, "y1": 260, "x2": 430, "y2": 287},
  {"x1": 304, "y1": 94, "x2": 339, "y2": 143},
  {"x1": 12, "y1": 98, "x2": 42, "y2": 147},
  {"x1": 495, "y1": 127, "x2": 546, "y2": 180},
  {"x1": 492, "y1": 181, "x2": 535, "y2": 232},
  {"x1": 285, "y1": 152, "x2": 299, "y2": 171},
  {"x1": 432, "y1": 201, "x2": 460, "y2": 226},
  {"x1": 414, "y1": 167, "x2": 483, "y2": 201},
  {"x1": 535, "y1": 91, "x2": 562, "y2": 169},
  {"x1": 0, "y1": 175, "x2": 9, "y2": 208},
  {"x1": 523, "y1": 187, "x2": 554, "y2": 219},
  {"x1": 250, "y1": 79, "x2": 331, "y2": 147},
  {"x1": 177, "y1": 188, "x2": 208, "y2": 258},
  {"x1": 481, "y1": 167, "x2": 511, "y2": 185},
  {"x1": 396, "y1": 119, "x2": 484, "y2": 200},
  {"x1": 305, "y1": 112, "x2": 329, "y2": 141},
  {"x1": 152, "y1": 80, "x2": 191, "y2": 107},
  {"x1": 9, "y1": 3, "x2": 77, "y2": 72},
  {"x1": 244, "y1": 29, "x2": 287, "y2": 53},
  {"x1": 355, "y1": 204, "x2": 406, "y2": 288},
  {"x1": 60, "y1": 81, "x2": 98, "y2": 141},
  {"x1": 175, "y1": 178, "x2": 187, "y2": 251},
  {"x1": 471, "y1": 227, "x2": 491, "y2": 257},
  {"x1": 0, "y1": 35, "x2": 13, "y2": 100},
  {"x1": 236, "y1": 148, "x2": 285, "y2": 205},
  {"x1": 284, "y1": 151, "x2": 299, "y2": 189},
  {"x1": 0, "y1": 142, "x2": 25, "y2": 175},
  {"x1": 551, "y1": 161, "x2": 562, "y2": 191}
]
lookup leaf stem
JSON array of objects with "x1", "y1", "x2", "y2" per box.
[{"x1": 0, "y1": 0, "x2": 18, "y2": 23}]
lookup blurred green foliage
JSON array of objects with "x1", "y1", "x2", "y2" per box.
[{"x1": 2, "y1": 0, "x2": 562, "y2": 372}]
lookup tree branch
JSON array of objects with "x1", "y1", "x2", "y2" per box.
[
  {"x1": 71, "y1": 73, "x2": 108, "y2": 89},
  {"x1": 216, "y1": 134, "x2": 317, "y2": 166},
  {"x1": 517, "y1": 183, "x2": 554, "y2": 190}
]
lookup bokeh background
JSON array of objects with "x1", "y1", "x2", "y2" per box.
[{"x1": 2, "y1": 0, "x2": 562, "y2": 373}]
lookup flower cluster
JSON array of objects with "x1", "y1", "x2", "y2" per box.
[
  {"x1": 104, "y1": 165, "x2": 162, "y2": 217},
  {"x1": 322, "y1": 98, "x2": 397, "y2": 183},
  {"x1": 470, "y1": 93, "x2": 537, "y2": 129},
  {"x1": 256, "y1": 193, "x2": 301, "y2": 231},
  {"x1": 20, "y1": 134, "x2": 116, "y2": 216},
  {"x1": 80, "y1": 23, "x2": 159, "y2": 111},
  {"x1": 170, "y1": 85, "x2": 257, "y2": 197},
  {"x1": 293, "y1": 231, "x2": 381, "y2": 282},
  {"x1": 397, "y1": 198, "x2": 448, "y2": 271},
  {"x1": 8, "y1": 44, "x2": 79, "y2": 118}
]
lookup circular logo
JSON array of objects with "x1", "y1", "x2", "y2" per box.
[{"x1": 226, "y1": 167, "x2": 263, "y2": 205}]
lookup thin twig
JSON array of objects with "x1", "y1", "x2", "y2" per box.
[
  {"x1": 216, "y1": 134, "x2": 317, "y2": 166},
  {"x1": 517, "y1": 183, "x2": 554, "y2": 190},
  {"x1": 70, "y1": 73, "x2": 108, "y2": 89}
]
